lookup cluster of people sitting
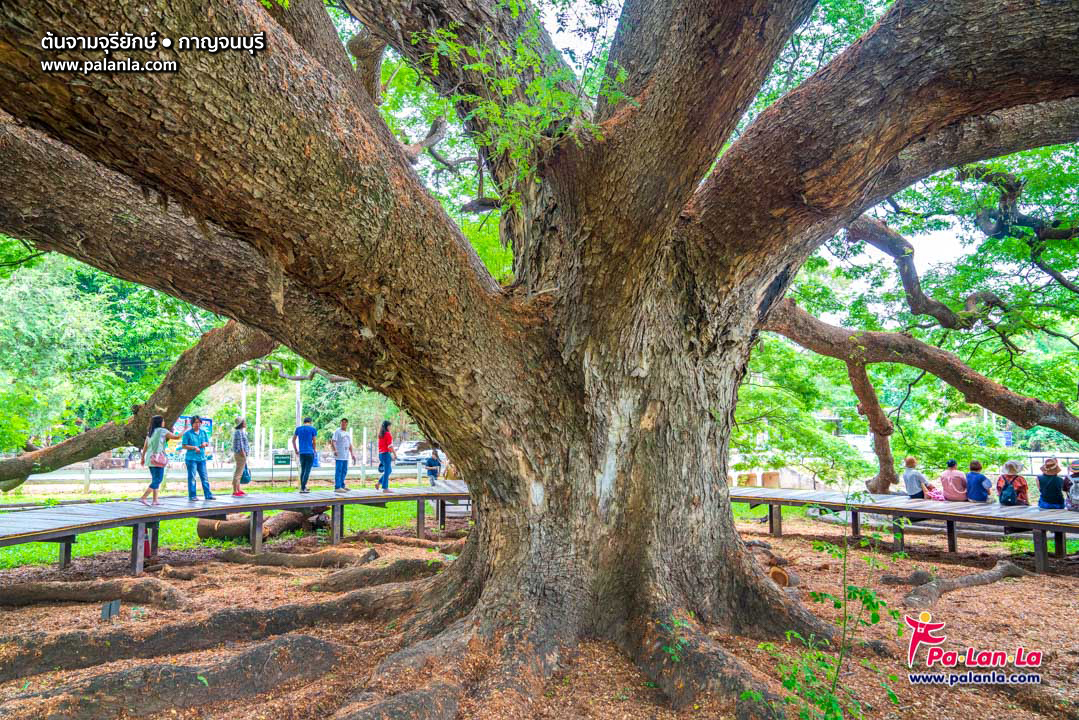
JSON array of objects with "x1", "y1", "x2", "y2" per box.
[{"x1": 902, "y1": 456, "x2": 1079, "y2": 510}]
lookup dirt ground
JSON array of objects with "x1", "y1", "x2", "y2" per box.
[{"x1": 0, "y1": 515, "x2": 1075, "y2": 720}]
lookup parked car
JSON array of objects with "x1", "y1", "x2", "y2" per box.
[{"x1": 395, "y1": 440, "x2": 447, "y2": 466}]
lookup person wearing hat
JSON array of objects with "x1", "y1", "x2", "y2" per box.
[
  {"x1": 1036, "y1": 457, "x2": 1067, "y2": 510},
  {"x1": 231, "y1": 417, "x2": 250, "y2": 497},
  {"x1": 996, "y1": 460, "x2": 1029, "y2": 506},
  {"x1": 1066, "y1": 461, "x2": 1079, "y2": 511}
]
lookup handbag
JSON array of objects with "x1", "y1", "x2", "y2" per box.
[
  {"x1": 148, "y1": 429, "x2": 169, "y2": 467},
  {"x1": 240, "y1": 463, "x2": 252, "y2": 485}
]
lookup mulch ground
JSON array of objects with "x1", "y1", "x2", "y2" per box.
[{"x1": 0, "y1": 515, "x2": 1075, "y2": 719}]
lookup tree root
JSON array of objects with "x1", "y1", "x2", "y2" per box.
[
  {"x1": 197, "y1": 508, "x2": 329, "y2": 540},
  {"x1": 903, "y1": 560, "x2": 1032, "y2": 609},
  {"x1": 0, "y1": 634, "x2": 342, "y2": 720},
  {"x1": 156, "y1": 564, "x2": 207, "y2": 581},
  {"x1": 307, "y1": 558, "x2": 445, "y2": 592},
  {"x1": 350, "y1": 532, "x2": 465, "y2": 554},
  {"x1": 331, "y1": 680, "x2": 463, "y2": 720},
  {"x1": 880, "y1": 569, "x2": 933, "y2": 586},
  {"x1": 219, "y1": 546, "x2": 377, "y2": 568},
  {"x1": 0, "y1": 577, "x2": 186, "y2": 608},
  {"x1": 631, "y1": 610, "x2": 782, "y2": 719},
  {"x1": 0, "y1": 579, "x2": 428, "y2": 682}
]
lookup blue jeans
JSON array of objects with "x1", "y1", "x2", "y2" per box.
[
  {"x1": 186, "y1": 460, "x2": 212, "y2": 499},
  {"x1": 909, "y1": 490, "x2": 924, "y2": 500},
  {"x1": 1038, "y1": 499, "x2": 1064, "y2": 510},
  {"x1": 334, "y1": 459, "x2": 348, "y2": 489},
  {"x1": 148, "y1": 466, "x2": 165, "y2": 490},
  {"x1": 299, "y1": 453, "x2": 314, "y2": 490},
  {"x1": 378, "y1": 452, "x2": 392, "y2": 490}
]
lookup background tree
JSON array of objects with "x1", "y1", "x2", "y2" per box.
[{"x1": 1, "y1": 0, "x2": 1078, "y2": 713}]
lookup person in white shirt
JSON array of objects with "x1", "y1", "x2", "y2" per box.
[{"x1": 330, "y1": 418, "x2": 357, "y2": 493}]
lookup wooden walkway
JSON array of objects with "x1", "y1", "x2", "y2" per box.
[
  {"x1": 0, "y1": 482, "x2": 469, "y2": 574},
  {"x1": 729, "y1": 486, "x2": 1079, "y2": 572}
]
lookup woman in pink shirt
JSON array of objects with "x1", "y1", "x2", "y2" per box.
[{"x1": 938, "y1": 459, "x2": 968, "y2": 501}]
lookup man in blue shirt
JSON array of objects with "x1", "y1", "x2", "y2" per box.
[
  {"x1": 292, "y1": 417, "x2": 317, "y2": 494},
  {"x1": 181, "y1": 416, "x2": 214, "y2": 501},
  {"x1": 424, "y1": 448, "x2": 443, "y2": 487}
]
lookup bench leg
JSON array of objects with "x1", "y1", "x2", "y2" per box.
[
  {"x1": 946, "y1": 520, "x2": 957, "y2": 553},
  {"x1": 148, "y1": 522, "x2": 160, "y2": 558},
  {"x1": 330, "y1": 504, "x2": 344, "y2": 545},
  {"x1": 1053, "y1": 531, "x2": 1066, "y2": 558},
  {"x1": 416, "y1": 499, "x2": 426, "y2": 539},
  {"x1": 250, "y1": 510, "x2": 264, "y2": 553},
  {"x1": 850, "y1": 511, "x2": 860, "y2": 539},
  {"x1": 437, "y1": 499, "x2": 446, "y2": 531},
  {"x1": 130, "y1": 523, "x2": 146, "y2": 575},
  {"x1": 58, "y1": 537, "x2": 74, "y2": 570},
  {"x1": 891, "y1": 518, "x2": 905, "y2": 553},
  {"x1": 1033, "y1": 530, "x2": 1048, "y2": 573},
  {"x1": 768, "y1": 505, "x2": 782, "y2": 537}
]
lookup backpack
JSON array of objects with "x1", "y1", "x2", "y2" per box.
[
  {"x1": 999, "y1": 477, "x2": 1018, "y2": 506},
  {"x1": 1067, "y1": 478, "x2": 1079, "y2": 511}
]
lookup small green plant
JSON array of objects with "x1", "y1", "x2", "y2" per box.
[
  {"x1": 659, "y1": 615, "x2": 691, "y2": 664},
  {"x1": 129, "y1": 605, "x2": 148, "y2": 621},
  {"x1": 196, "y1": 674, "x2": 209, "y2": 687}
]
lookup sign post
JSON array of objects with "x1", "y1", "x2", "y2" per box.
[{"x1": 272, "y1": 453, "x2": 291, "y2": 487}]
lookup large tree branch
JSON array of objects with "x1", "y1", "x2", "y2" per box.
[
  {"x1": 0, "y1": 0, "x2": 516, "y2": 401},
  {"x1": 0, "y1": 322, "x2": 274, "y2": 492},
  {"x1": 845, "y1": 361, "x2": 897, "y2": 494},
  {"x1": 681, "y1": 0, "x2": 1079, "y2": 309},
  {"x1": 570, "y1": 0, "x2": 815, "y2": 247},
  {"x1": 764, "y1": 299, "x2": 1079, "y2": 443}
]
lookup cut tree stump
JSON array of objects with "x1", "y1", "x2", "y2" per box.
[
  {"x1": 219, "y1": 547, "x2": 377, "y2": 568},
  {"x1": 307, "y1": 558, "x2": 445, "y2": 592},
  {"x1": 768, "y1": 565, "x2": 800, "y2": 588},
  {"x1": 902, "y1": 560, "x2": 1032, "y2": 608},
  {"x1": 0, "y1": 634, "x2": 342, "y2": 720},
  {"x1": 0, "y1": 577, "x2": 186, "y2": 608}
]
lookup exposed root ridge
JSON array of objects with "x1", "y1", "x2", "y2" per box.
[
  {"x1": 220, "y1": 546, "x2": 377, "y2": 568},
  {"x1": 0, "y1": 577, "x2": 186, "y2": 608},
  {"x1": 903, "y1": 560, "x2": 1032, "y2": 609},
  {"x1": 307, "y1": 558, "x2": 445, "y2": 593},
  {"x1": 631, "y1": 611, "x2": 784, "y2": 719},
  {"x1": 0, "y1": 580, "x2": 426, "y2": 682},
  {"x1": 376, "y1": 616, "x2": 475, "y2": 674},
  {"x1": 332, "y1": 680, "x2": 464, "y2": 720},
  {"x1": 0, "y1": 634, "x2": 342, "y2": 720},
  {"x1": 349, "y1": 531, "x2": 466, "y2": 555}
]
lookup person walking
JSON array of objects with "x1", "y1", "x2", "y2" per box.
[
  {"x1": 1066, "y1": 461, "x2": 1079, "y2": 511},
  {"x1": 330, "y1": 418, "x2": 356, "y2": 493},
  {"x1": 996, "y1": 460, "x2": 1029, "y2": 506},
  {"x1": 292, "y1": 417, "x2": 317, "y2": 494},
  {"x1": 938, "y1": 459, "x2": 968, "y2": 501},
  {"x1": 182, "y1": 416, "x2": 214, "y2": 501},
  {"x1": 377, "y1": 420, "x2": 396, "y2": 493},
  {"x1": 1036, "y1": 457, "x2": 1067, "y2": 510},
  {"x1": 231, "y1": 418, "x2": 250, "y2": 497},
  {"x1": 965, "y1": 460, "x2": 993, "y2": 503},
  {"x1": 424, "y1": 446, "x2": 443, "y2": 487},
  {"x1": 139, "y1": 415, "x2": 181, "y2": 506},
  {"x1": 902, "y1": 456, "x2": 933, "y2": 499}
]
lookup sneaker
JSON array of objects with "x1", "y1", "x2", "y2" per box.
[
  {"x1": 188, "y1": 497, "x2": 198, "y2": 502},
  {"x1": 334, "y1": 487, "x2": 348, "y2": 493},
  {"x1": 204, "y1": 495, "x2": 215, "y2": 501},
  {"x1": 232, "y1": 491, "x2": 245, "y2": 497},
  {"x1": 299, "y1": 488, "x2": 311, "y2": 494}
]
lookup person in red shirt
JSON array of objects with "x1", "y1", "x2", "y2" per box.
[
  {"x1": 938, "y1": 459, "x2": 968, "y2": 501},
  {"x1": 377, "y1": 420, "x2": 396, "y2": 493}
]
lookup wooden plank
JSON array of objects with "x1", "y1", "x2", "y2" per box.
[
  {"x1": 416, "y1": 499, "x2": 426, "y2": 539},
  {"x1": 148, "y1": 522, "x2": 160, "y2": 557},
  {"x1": 946, "y1": 520, "x2": 957, "y2": 553},
  {"x1": 850, "y1": 511, "x2": 860, "y2": 538},
  {"x1": 250, "y1": 510, "x2": 264, "y2": 554},
  {"x1": 330, "y1": 505, "x2": 344, "y2": 545},
  {"x1": 768, "y1": 505, "x2": 782, "y2": 537},
  {"x1": 437, "y1": 499, "x2": 446, "y2": 531},
  {"x1": 130, "y1": 523, "x2": 146, "y2": 575},
  {"x1": 58, "y1": 536, "x2": 75, "y2": 570}
]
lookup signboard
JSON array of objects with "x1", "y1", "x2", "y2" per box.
[
  {"x1": 273, "y1": 453, "x2": 291, "y2": 466},
  {"x1": 173, "y1": 415, "x2": 213, "y2": 436},
  {"x1": 1002, "y1": 431, "x2": 1014, "y2": 447}
]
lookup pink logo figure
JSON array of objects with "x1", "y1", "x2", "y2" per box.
[{"x1": 904, "y1": 611, "x2": 946, "y2": 667}]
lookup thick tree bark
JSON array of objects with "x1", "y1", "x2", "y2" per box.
[
  {"x1": 2, "y1": 0, "x2": 1078, "y2": 713},
  {"x1": 766, "y1": 299, "x2": 1079, "y2": 442},
  {"x1": 845, "y1": 362, "x2": 898, "y2": 494},
  {"x1": 0, "y1": 319, "x2": 273, "y2": 491}
]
